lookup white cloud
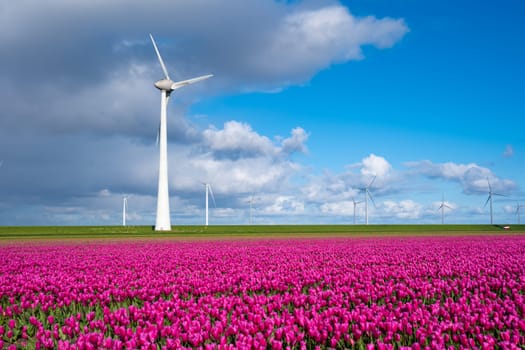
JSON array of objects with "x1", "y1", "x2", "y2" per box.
[
  {"x1": 262, "y1": 195, "x2": 304, "y2": 215},
  {"x1": 281, "y1": 127, "x2": 309, "y2": 154},
  {"x1": 406, "y1": 160, "x2": 464, "y2": 179},
  {"x1": 302, "y1": 153, "x2": 398, "y2": 207},
  {"x1": 256, "y1": 5, "x2": 408, "y2": 83},
  {"x1": 203, "y1": 121, "x2": 276, "y2": 159},
  {"x1": 172, "y1": 121, "x2": 307, "y2": 197},
  {"x1": 361, "y1": 153, "x2": 392, "y2": 178},
  {"x1": 203, "y1": 121, "x2": 308, "y2": 160},
  {"x1": 202, "y1": 122, "x2": 309, "y2": 161},
  {"x1": 320, "y1": 200, "x2": 359, "y2": 216},
  {"x1": 382, "y1": 199, "x2": 422, "y2": 219},
  {"x1": 406, "y1": 160, "x2": 517, "y2": 194},
  {"x1": 0, "y1": 1, "x2": 408, "y2": 95},
  {"x1": 302, "y1": 171, "x2": 360, "y2": 204}
]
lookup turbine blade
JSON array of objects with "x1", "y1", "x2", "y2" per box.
[
  {"x1": 487, "y1": 178, "x2": 492, "y2": 193},
  {"x1": 171, "y1": 74, "x2": 213, "y2": 90},
  {"x1": 484, "y1": 195, "x2": 491, "y2": 207},
  {"x1": 368, "y1": 190, "x2": 377, "y2": 208},
  {"x1": 155, "y1": 124, "x2": 160, "y2": 146},
  {"x1": 367, "y1": 176, "x2": 376, "y2": 188},
  {"x1": 208, "y1": 184, "x2": 217, "y2": 207},
  {"x1": 149, "y1": 34, "x2": 170, "y2": 80}
]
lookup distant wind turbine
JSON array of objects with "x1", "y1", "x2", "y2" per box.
[
  {"x1": 360, "y1": 176, "x2": 377, "y2": 225},
  {"x1": 248, "y1": 196, "x2": 254, "y2": 225},
  {"x1": 203, "y1": 183, "x2": 216, "y2": 226},
  {"x1": 351, "y1": 198, "x2": 362, "y2": 225},
  {"x1": 247, "y1": 195, "x2": 261, "y2": 225},
  {"x1": 484, "y1": 178, "x2": 504, "y2": 225},
  {"x1": 516, "y1": 202, "x2": 524, "y2": 224},
  {"x1": 438, "y1": 193, "x2": 452, "y2": 224},
  {"x1": 149, "y1": 34, "x2": 213, "y2": 231}
]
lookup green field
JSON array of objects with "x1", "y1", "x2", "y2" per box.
[{"x1": 0, "y1": 224, "x2": 524, "y2": 240}]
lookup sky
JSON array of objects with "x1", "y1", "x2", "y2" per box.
[{"x1": 0, "y1": 0, "x2": 524, "y2": 226}]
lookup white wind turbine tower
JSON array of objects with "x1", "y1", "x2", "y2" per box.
[
  {"x1": 351, "y1": 198, "x2": 362, "y2": 225},
  {"x1": 484, "y1": 178, "x2": 504, "y2": 225},
  {"x1": 149, "y1": 34, "x2": 213, "y2": 231},
  {"x1": 438, "y1": 193, "x2": 452, "y2": 224},
  {"x1": 122, "y1": 196, "x2": 128, "y2": 226},
  {"x1": 203, "y1": 183, "x2": 216, "y2": 226},
  {"x1": 361, "y1": 176, "x2": 377, "y2": 225}
]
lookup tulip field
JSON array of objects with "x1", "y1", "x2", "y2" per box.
[{"x1": 1, "y1": 234, "x2": 524, "y2": 349}]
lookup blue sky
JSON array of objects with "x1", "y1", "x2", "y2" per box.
[{"x1": 0, "y1": 0, "x2": 523, "y2": 225}]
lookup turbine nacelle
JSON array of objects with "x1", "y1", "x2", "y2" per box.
[
  {"x1": 154, "y1": 79, "x2": 175, "y2": 91},
  {"x1": 154, "y1": 74, "x2": 214, "y2": 92}
]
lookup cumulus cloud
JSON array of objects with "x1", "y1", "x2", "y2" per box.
[
  {"x1": 202, "y1": 121, "x2": 309, "y2": 161},
  {"x1": 382, "y1": 200, "x2": 422, "y2": 220},
  {"x1": 302, "y1": 153, "x2": 396, "y2": 206},
  {"x1": 255, "y1": 5, "x2": 408, "y2": 84},
  {"x1": 303, "y1": 170, "x2": 360, "y2": 204},
  {"x1": 281, "y1": 127, "x2": 309, "y2": 154},
  {"x1": 361, "y1": 153, "x2": 392, "y2": 178},
  {"x1": 175, "y1": 122, "x2": 308, "y2": 197},
  {"x1": 406, "y1": 160, "x2": 517, "y2": 194},
  {"x1": 262, "y1": 196, "x2": 305, "y2": 215},
  {"x1": 203, "y1": 121, "x2": 276, "y2": 160},
  {"x1": 320, "y1": 200, "x2": 359, "y2": 216}
]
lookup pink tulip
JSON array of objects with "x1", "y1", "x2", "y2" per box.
[{"x1": 0, "y1": 236, "x2": 524, "y2": 348}]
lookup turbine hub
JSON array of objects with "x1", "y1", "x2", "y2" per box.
[{"x1": 154, "y1": 79, "x2": 174, "y2": 91}]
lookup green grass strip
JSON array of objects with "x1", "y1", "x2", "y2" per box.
[{"x1": 0, "y1": 224, "x2": 523, "y2": 241}]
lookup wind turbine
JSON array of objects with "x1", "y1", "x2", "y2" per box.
[
  {"x1": 122, "y1": 196, "x2": 128, "y2": 226},
  {"x1": 247, "y1": 195, "x2": 261, "y2": 225},
  {"x1": 149, "y1": 34, "x2": 213, "y2": 231},
  {"x1": 484, "y1": 178, "x2": 504, "y2": 225},
  {"x1": 351, "y1": 198, "x2": 362, "y2": 225},
  {"x1": 438, "y1": 193, "x2": 452, "y2": 224},
  {"x1": 516, "y1": 202, "x2": 524, "y2": 224},
  {"x1": 361, "y1": 176, "x2": 377, "y2": 225},
  {"x1": 203, "y1": 183, "x2": 216, "y2": 226},
  {"x1": 248, "y1": 196, "x2": 254, "y2": 225}
]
